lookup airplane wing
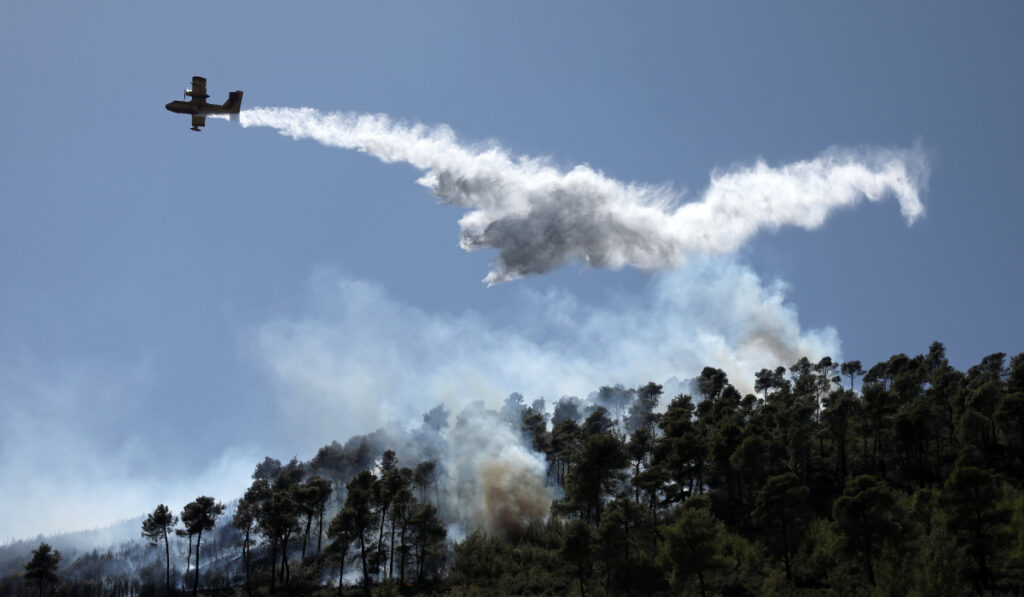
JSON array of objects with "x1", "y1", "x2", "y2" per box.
[
  {"x1": 191, "y1": 114, "x2": 206, "y2": 131},
  {"x1": 189, "y1": 76, "x2": 209, "y2": 101}
]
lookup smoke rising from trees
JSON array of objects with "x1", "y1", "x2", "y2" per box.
[
  {"x1": 445, "y1": 405, "x2": 552, "y2": 539},
  {"x1": 257, "y1": 258, "x2": 838, "y2": 452},
  {"x1": 239, "y1": 108, "x2": 928, "y2": 284}
]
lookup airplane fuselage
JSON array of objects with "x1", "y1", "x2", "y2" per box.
[{"x1": 164, "y1": 100, "x2": 239, "y2": 116}]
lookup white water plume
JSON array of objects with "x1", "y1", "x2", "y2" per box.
[{"x1": 239, "y1": 107, "x2": 928, "y2": 284}]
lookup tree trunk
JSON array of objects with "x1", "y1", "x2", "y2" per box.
[
  {"x1": 242, "y1": 530, "x2": 251, "y2": 595},
  {"x1": 359, "y1": 532, "x2": 370, "y2": 592},
  {"x1": 416, "y1": 537, "x2": 425, "y2": 584},
  {"x1": 193, "y1": 529, "x2": 202, "y2": 596},
  {"x1": 281, "y1": 532, "x2": 291, "y2": 584},
  {"x1": 388, "y1": 516, "x2": 397, "y2": 582},
  {"x1": 185, "y1": 535, "x2": 193, "y2": 591},
  {"x1": 399, "y1": 519, "x2": 409, "y2": 587},
  {"x1": 302, "y1": 514, "x2": 312, "y2": 561},
  {"x1": 163, "y1": 531, "x2": 171, "y2": 597},
  {"x1": 269, "y1": 539, "x2": 278, "y2": 591},
  {"x1": 634, "y1": 462, "x2": 641, "y2": 503},
  {"x1": 183, "y1": 536, "x2": 192, "y2": 593},
  {"x1": 377, "y1": 507, "x2": 389, "y2": 581},
  {"x1": 317, "y1": 506, "x2": 325, "y2": 557}
]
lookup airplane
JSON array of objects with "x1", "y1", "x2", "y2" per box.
[{"x1": 165, "y1": 76, "x2": 243, "y2": 132}]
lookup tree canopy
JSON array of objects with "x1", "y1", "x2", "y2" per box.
[{"x1": 7, "y1": 344, "x2": 1024, "y2": 596}]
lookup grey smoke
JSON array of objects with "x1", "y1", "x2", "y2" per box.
[
  {"x1": 257, "y1": 257, "x2": 838, "y2": 451},
  {"x1": 444, "y1": 404, "x2": 552, "y2": 539},
  {"x1": 240, "y1": 108, "x2": 928, "y2": 284},
  {"x1": 0, "y1": 359, "x2": 257, "y2": 540}
]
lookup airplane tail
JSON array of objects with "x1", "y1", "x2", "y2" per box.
[{"x1": 225, "y1": 91, "x2": 243, "y2": 117}]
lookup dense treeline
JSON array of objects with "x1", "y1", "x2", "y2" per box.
[{"x1": 3, "y1": 342, "x2": 1024, "y2": 595}]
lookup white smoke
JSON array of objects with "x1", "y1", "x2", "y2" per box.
[
  {"x1": 444, "y1": 405, "x2": 552, "y2": 539},
  {"x1": 0, "y1": 357, "x2": 257, "y2": 540},
  {"x1": 239, "y1": 108, "x2": 928, "y2": 284},
  {"x1": 256, "y1": 258, "x2": 838, "y2": 451}
]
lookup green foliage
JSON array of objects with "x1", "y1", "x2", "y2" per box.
[
  {"x1": 140, "y1": 504, "x2": 177, "y2": 546},
  {"x1": 561, "y1": 432, "x2": 627, "y2": 523},
  {"x1": 341, "y1": 469, "x2": 379, "y2": 588},
  {"x1": 451, "y1": 530, "x2": 513, "y2": 585},
  {"x1": 658, "y1": 501, "x2": 730, "y2": 597},
  {"x1": 906, "y1": 528, "x2": 971, "y2": 597},
  {"x1": 791, "y1": 517, "x2": 850, "y2": 593},
  {"x1": 141, "y1": 504, "x2": 177, "y2": 595},
  {"x1": 561, "y1": 520, "x2": 593, "y2": 597},
  {"x1": 449, "y1": 526, "x2": 568, "y2": 596},
  {"x1": 941, "y1": 445, "x2": 1013, "y2": 591},
  {"x1": 832, "y1": 476, "x2": 911, "y2": 585},
  {"x1": 180, "y1": 496, "x2": 226, "y2": 594},
  {"x1": 1002, "y1": 485, "x2": 1024, "y2": 590},
  {"x1": 24, "y1": 543, "x2": 60, "y2": 597},
  {"x1": 408, "y1": 503, "x2": 446, "y2": 583},
  {"x1": 753, "y1": 472, "x2": 810, "y2": 580}
]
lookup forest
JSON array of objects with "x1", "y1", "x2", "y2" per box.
[{"x1": 2, "y1": 341, "x2": 1023, "y2": 596}]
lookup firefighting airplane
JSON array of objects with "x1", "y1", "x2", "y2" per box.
[{"x1": 165, "y1": 76, "x2": 243, "y2": 132}]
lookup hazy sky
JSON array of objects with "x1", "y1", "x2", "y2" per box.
[{"x1": 2, "y1": 2, "x2": 1022, "y2": 540}]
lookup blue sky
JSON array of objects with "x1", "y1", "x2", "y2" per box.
[{"x1": 1, "y1": 2, "x2": 1022, "y2": 539}]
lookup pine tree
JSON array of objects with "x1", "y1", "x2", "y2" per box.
[
  {"x1": 24, "y1": 543, "x2": 61, "y2": 597},
  {"x1": 180, "y1": 496, "x2": 225, "y2": 595},
  {"x1": 409, "y1": 503, "x2": 446, "y2": 584},
  {"x1": 233, "y1": 480, "x2": 269, "y2": 593},
  {"x1": 832, "y1": 475, "x2": 909, "y2": 585},
  {"x1": 658, "y1": 500, "x2": 728, "y2": 597},
  {"x1": 752, "y1": 473, "x2": 809, "y2": 581},
  {"x1": 941, "y1": 446, "x2": 1012, "y2": 591},
  {"x1": 141, "y1": 504, "x2": 178, "y2": 596},
  {"x1": 562, "y1": 519, "x2": 593, "y2": 597}
]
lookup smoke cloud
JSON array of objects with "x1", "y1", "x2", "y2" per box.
[
  {"x1": 240, "y1": 108, "x2": 928, "y2": 284},
  {"x1": 445, "y1": 406, "x2": 552, "y2": 539},
  {"x1": 0, "y1": 357, "x2": 257, "y2": 540},
  {"x1": 257, "y1": 257, "x2": 838, "y2": 452}
]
